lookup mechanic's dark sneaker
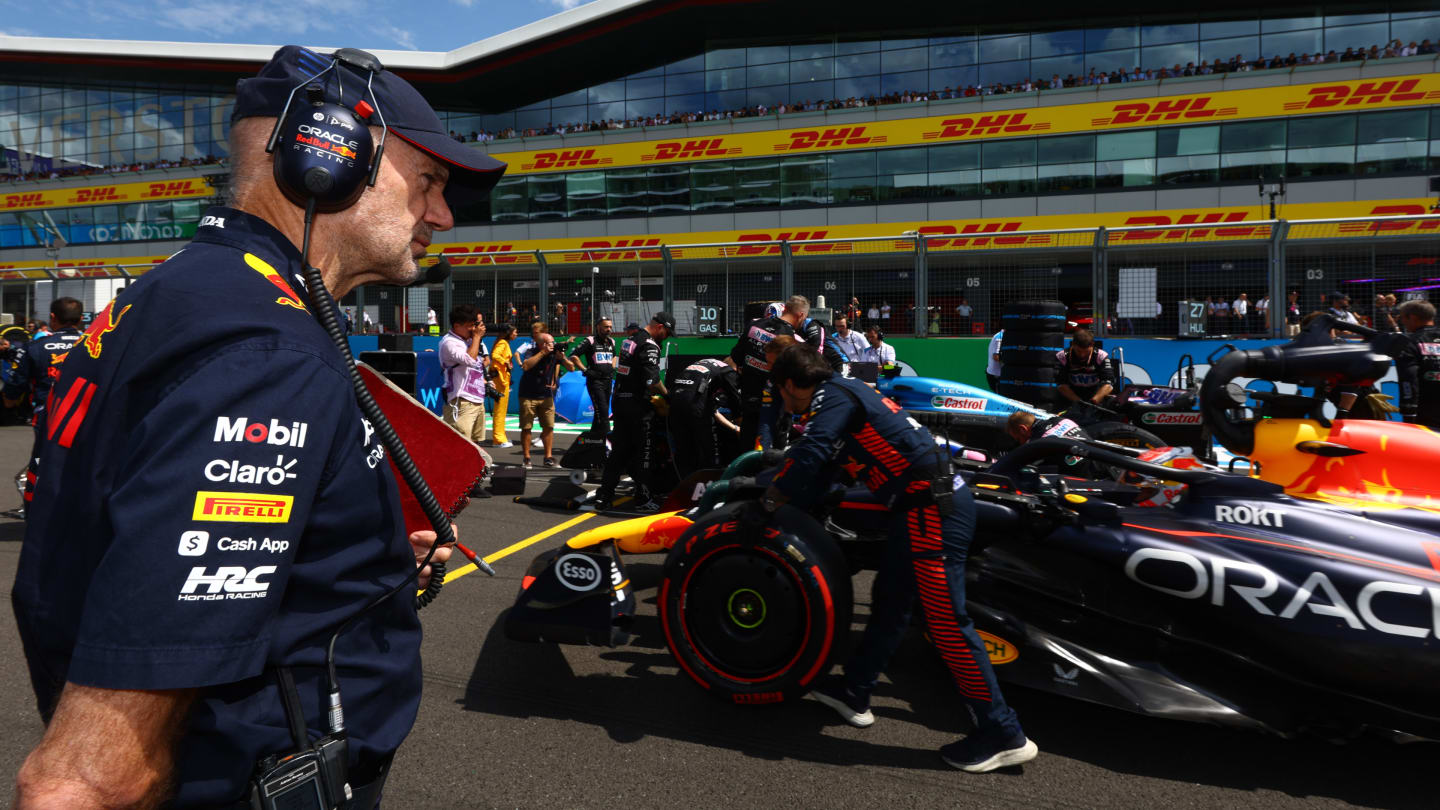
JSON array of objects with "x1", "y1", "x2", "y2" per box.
[
  {"x1": 939, "y1": 732, "x2": 1037, "y2": 773},
  {"x1": 810, "y1": 675, "x2": 874, "y2": 728},
  {"x1": 631, "y1": 499, "x2": 661, "y2": 514},
  {"x1": 544, "y1": 457, "x2": 557, "y2": 468}
]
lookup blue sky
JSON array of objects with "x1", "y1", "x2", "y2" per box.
[{"x1": 0, "y1": 0, "x2": 600, "y2": 51}]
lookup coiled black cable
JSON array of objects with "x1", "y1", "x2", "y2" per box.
[{"x1": 294, "y1": 198, "x2": 492, "y2": 696}]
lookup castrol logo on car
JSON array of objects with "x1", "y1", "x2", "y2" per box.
[
  {"x1": 1140, "y1": 412, "x2": 1203, "y2": 425},
  {"x1": 932, "y1": 395, "x2": 986, "y2": 412}
]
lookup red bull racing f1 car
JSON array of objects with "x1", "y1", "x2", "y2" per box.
[{"x1": 506, "y1": 318, "x2": 1440, "y2": 742}]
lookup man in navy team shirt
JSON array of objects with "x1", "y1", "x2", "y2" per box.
[{"x1": 11, "y1": 46, "x2": 505, "y2": 807}]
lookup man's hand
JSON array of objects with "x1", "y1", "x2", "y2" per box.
[{"x1": 409, "y1": 527, "x2": 455, "y2": 589}]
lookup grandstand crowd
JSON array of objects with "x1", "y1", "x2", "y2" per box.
[
  {"x1": 452, "y1": 37, "x2": 1438, "y2": 143},
  {"x1": 0, "y1": 154, "x2": 224, "y2": 183}
]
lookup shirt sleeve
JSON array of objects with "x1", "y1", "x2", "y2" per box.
[
  {"x1": 2, "y1": 343, "x2": 31, "y2": 400},
  {"x1": 772, "y1": 383, "x2": 851, "y2": 507},
  {"x1": 640, "y1": 341, "x2": 660, "y2": 387},
  {"x1": 439, "y1": 335, "x2": 477, "y2": 370},
  {"x1": 1096, "y1": 351, "x2": 1116, "y2": 386},
  {"x1": 66, "y1": 346, "x2": 348, "y2": 690}
]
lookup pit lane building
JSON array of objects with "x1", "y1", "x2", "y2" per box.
[{"x1": 0, "y1": 0, "x2": 1437, "y2": 342}]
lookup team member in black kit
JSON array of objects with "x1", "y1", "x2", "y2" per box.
[
  {"x1": 757, "y1": 345, "x2": 1037, "y2": 773},
  {"x1": 725, "y1": 297, "x2": 803, "y2": 450},
  {"x1": 569, "y1": 317, "x2": 616, "y2": 436},
  {"x1": 667, "y1": 357, "x2": 742, "y2": 478},
  {"x1": 2, "y1": 296, "x2": 84, "y2": 514},
  {"x1": 1396, "y1": 299, "x2": 1440, "y2": 429},
  {"x1": 588, "y1": 312, "x2": 674, "y2": 513}
]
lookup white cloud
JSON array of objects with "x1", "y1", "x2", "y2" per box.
[
  {"x1": 545, "y1": 0, "x2": 595, "y2": 9},
  {"x1": 0, "y1": 28, "x2": 39, "y2": 37},
  {"x1": 372, "y1": 22, "x2": 418, "y2": 51}
]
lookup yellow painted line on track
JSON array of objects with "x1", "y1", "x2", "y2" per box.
[{"x1": 442, "y1": 512, "x2": 596, "y2": 584}]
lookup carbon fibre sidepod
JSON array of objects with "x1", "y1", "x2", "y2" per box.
[{"x1": 505, "y1": 541, "x2": 635, "y2": 646}]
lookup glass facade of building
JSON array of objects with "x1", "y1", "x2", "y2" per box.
[
  {"x1": 448, "y1": 11, "x2": 1440, "y2": 136},
  {"x1": 488, "y1": 108, "x2": 1440, "y2": 221},
  {"x1": 0, "y1": 83, "x2": 233, "y2": 171},
  {"x1": 0, "y1": 199, "x2": 208, "y2": 248}
]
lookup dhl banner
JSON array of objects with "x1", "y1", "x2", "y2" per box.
[
  {"x1": 0, "y1": 199, "x2": 1431, "y2": 281},
  {"x1": 488, "y1": 75, "x2": 1440, "y2": 176},
  {"x1": 426, "y1": 199, "x2": 1437, "y2": 265},
  {"x1": 0, "y1": 254, "x2": 170, "y2": 281},
  {"x1": 0, "y1": 177, "x2": 218, "y2": 214}
]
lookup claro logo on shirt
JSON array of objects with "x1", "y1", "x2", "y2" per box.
[
  {"x1": 192, "y1": 491, "x2": 294, "y2": 523},
  {"x1": 178, "y1": 565, "x2": 276, "y2": 601}
]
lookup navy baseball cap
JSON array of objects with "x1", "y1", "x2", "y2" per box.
[
  {"x1": 652, "y1": 311, "x2": 676, "y2": 333},
  {"x1": 233, "y1": 45, "x2": 506, "y2": 206}
]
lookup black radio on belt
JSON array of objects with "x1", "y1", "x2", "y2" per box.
[
  {"x1": 250, "y1": 668, "x2": 351, "y2": 810},
  {"x1": 250, "y1": 734, "x2": 350, "y2": 810}
]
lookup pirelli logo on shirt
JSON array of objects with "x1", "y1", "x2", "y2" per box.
[{"x1": 192, "y1": 491, "x2": 294, "y2": 523}]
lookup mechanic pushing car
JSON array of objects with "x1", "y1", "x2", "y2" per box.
[
  {"x1": 726, "y1": 297, "x2": 799, "y2": 450},
  {"x1": 588, "y1": 311, "x2": 674, "y2": 513},
  {"x1": 1057, "y1": 328, "x2": 1114, "y2": 405},
  {"x1": 666, "y1": 356, "x2": 742, "y2": 478},
  {"x1": 756, "y1": 345, "x2": 1037, "y2": 773},
  {"x1": 10, "y1": 46, "x2": 505, "y2": 808},
  {"x1": 1396, "y1": 299, "x2": 1440, "y2": 429},
  {"x1": 2, "y1": 296, "x2": 84, "y2": 516},
  {"x1": 569, "y1": 317, "x2": 617, "y2": 437}
]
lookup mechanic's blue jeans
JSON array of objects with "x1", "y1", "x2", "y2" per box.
[{"x1": 842, "y1": 486, "x2": 1024, "y2": 740}]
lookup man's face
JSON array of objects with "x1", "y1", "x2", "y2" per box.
[
  {"x1": 1072, "y1": 343, "x2": 1094, "y2": 363},
  {"x1": 1401, "y1": 312, "x2": 1427, "y2": 332},
  {"x1": 536, "y1": 337, "x2": 555, "y2": 353},
  {"x1": 335, "y1": 137, "x2": 454, "y2": 286},
  {"x1": 834, "y1": 318, "x2": 848, "y2": 335},
  {"x1": 866, "y1": 329, "x2": 880, "y2": 346},
  {"x1": 597, "y1": 320, "x2": 612, "y2": 338},
  {"x1": 779, "y1": 380, "x2": 814, "y2": 413},
  {"x1": 646, "y1": 321, "x2": 668, "y2": 341},
  {"x1": 454, "y1": 314, "x2": 482, "y2": 338}
]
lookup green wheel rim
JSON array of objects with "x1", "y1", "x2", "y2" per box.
[{"x1": 727, "y1": 587, "x2": 767, "y2": 629}]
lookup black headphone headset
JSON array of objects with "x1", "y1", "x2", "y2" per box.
[{"x1": 264, "y1": 48, "x2": 388, "y2": 213}]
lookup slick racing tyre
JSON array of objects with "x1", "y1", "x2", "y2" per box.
[
  {"x1": 660, "y1": 502, "x2": 853, "y2": 705},
  {"x1": 1087, "y1": 420, "x2": 1165, "y2": 451},
  {"x1": 997, "y1": 380, "x2": 1061, "y2": 409},
  {"x1": 998, "y1": 331, "x2": 1063, "y2": 367},
  {"x1": 997, "y1": 365, "x2": 1059, "y2": 384},
  {"x1": 1000, "y1": 301, "x2": 1066, "y2": 334}
]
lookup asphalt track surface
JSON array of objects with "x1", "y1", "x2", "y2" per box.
[{"x1": 0, "y1": 424, "x2": 1430, "y2": 809}]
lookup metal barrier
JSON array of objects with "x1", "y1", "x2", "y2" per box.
[{"x1": 8, "y1": 214, "x2": 1440, "y2": 339}]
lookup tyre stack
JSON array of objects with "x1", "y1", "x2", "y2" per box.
[{"x1": 997, "y1": 301, "x2": 1066, "y2": 411}]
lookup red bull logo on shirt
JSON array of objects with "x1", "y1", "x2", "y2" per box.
[
  {"x1": 81, "y1": 301, "x2": 131, "y2": 359},
  {"x1": 244, "y1": 253, "x2": 307, "y2": 312}
]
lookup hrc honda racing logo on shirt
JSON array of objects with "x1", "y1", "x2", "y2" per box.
[
  {"x1": 213, "y1": 416, "x2": 309, "y2": 447},
  {"x1": 192, "y1": 491, "x2": 294, "y2": 523},
  {"x1": 178, "y1": 565, "x2": 276, "y2": 601}
]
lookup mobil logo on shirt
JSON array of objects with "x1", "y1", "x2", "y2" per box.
[{"x1": 213, "y1": 416, "x2": 309, "y2": 448}]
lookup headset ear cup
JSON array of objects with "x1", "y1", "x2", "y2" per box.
[{"x1": 272, "y1": 102, "x2": 373, "y2": 212}]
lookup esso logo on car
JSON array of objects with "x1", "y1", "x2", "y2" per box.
[
  {"x1": 555, "y1": 553, "x2": 603, "y2": 591},
  {"x1": 932, "y1": 395, "x2": 985, "y2": 411},
  {"x1": 1141, "y1": 412, "x2": 1204, "y2": 425}
]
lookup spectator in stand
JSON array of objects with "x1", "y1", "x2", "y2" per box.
[
  {"x1": 1285, "y1": 290, "x2": 1302, "y2": 336},
  {"x1": 1328, "y1": 292, "x2": 1359, "y2": 325},
  {"x1": 880, "y1": 301, "x2": 891, "y2": 323},
  {"x1": 867, "y1": 302, "x2": 880, "y2": 324},
  {"x1": 1232, "y1": 293, "x2": 1250, "y2": 331},
  {"x1": 1257, "y1": 294, "x2": 1270, "y2": 331},
  {"x1": 955, "y1": 296, "x2": 973, "y2": 334},
  {"x1": 1214, "y1": 296, "x2": 1230, "y2": 323},
  {"x1": 1374, "y1": 294, "x2": 1398, "y2": 332}
]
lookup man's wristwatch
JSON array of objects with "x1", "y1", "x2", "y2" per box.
[{"x1": 762, "y1": 495, "x2": 780, "y2": 512}]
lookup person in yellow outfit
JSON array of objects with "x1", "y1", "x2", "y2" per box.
[{"x1": 489, "y1": 323, "x2": 516, "y2": 447}]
